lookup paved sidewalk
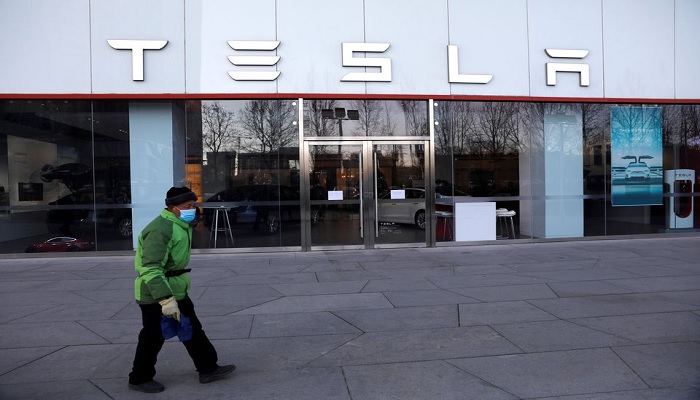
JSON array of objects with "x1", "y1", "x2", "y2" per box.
[{"x1": 0, "y1": 237, "x2": 699, "y2": 399}]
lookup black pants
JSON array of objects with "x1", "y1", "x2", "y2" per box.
[{"x1": 129, "y1": 297, "x2": 218, "y2": 384}]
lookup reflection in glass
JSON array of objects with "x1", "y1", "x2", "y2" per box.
[
  {"x1": 304, "y1": 100, "x2": 428, "y2": 137},
  {"x1": 374, "y1": 143, "x2": 426, "y2": 245},
  {"x1": 186, "y1": 100, "x2": 301, "y2": 249},
  {"x1": 308, "y1": 144, "x2": 363, "y2": 246},
  {"x1": 0, "y1": 100, "x2": 133, "y2": 253},
  {"x1": 434, "y1": 101, "x2": 524, "y2": 240}
]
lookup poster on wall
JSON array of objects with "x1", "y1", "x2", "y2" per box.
[{"x1": 610, "y1": 106, "x2": 663, "y2": 206}]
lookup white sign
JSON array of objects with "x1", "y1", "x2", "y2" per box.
[
  {"x1": 328, "y1": 190, "x2": 344, "y2": 201},
  {"x1": 390, "y1": 190, "x2": 405, "y2": 200}
]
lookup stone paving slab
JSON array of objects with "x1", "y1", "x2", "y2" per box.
[
  {"x1": 93, "y1": 367, "x2": 352, "y2": 400},
  {"x1": 360, "y1": 278, "x2": 438, "y2": 292},
  {"x1": 382, "y1": 289, "x2": 479, "y2": 307},
  {"x1": 343, "y1": 360, "x2": 516, "y2": 400},
  {"x1": 612, "y1": 342, "x2": 700, "y2": 389},
  {"x1": 0, "y1": 304, "x2": 55, "y2": 324},
  {"x1": 451, "y1": 283, "x2": 558, "y2": 301},
  {"x1": 547, "y1": 280, "x2": 634, "y2": 297},
  {"x1": 269, "y1": 281, "x2": 366, "y2": 296},
  {"x1": 448, "y1": 348, "x2": 648, "y2": 398},
  {"x1": 0, "y1": 236, "x2": 698, "y2": 399},
  {"x1": 528, "y1": 292, "x2": 698, "y2": 319},
  {"x1": 572, "y1": 312, "x2": 700, "y2": 343},
  {"x1": 0, "y1": 321, "x2": 108, "y2": 348},
  {"x1": 458, "y1": 301, "x2": 558, "y2": 325},
  {"x1": 490, "y1": 320, "x2": 634, "y2": 352},
  {"x1": 309, "y1": 326, "x2": 522, "y2": 367},
  {"x1": 249, "y1": 312, "x2": 361, "y2": 337},
  {"x1": 333, "y1": 304, "x2": 458, "y2": 332},
  {"x1": 537, "y1": 387, "x2": 700, "y2": 400},
  {"x1": 233, "y1": 293, "x2": 394, "y2": 314},
  {"x1": 0, "y1": 346, "x2": 61, "y2": 375},
  {"x1": 0, "y1": 380, "x2": 113, "y2": 400}
]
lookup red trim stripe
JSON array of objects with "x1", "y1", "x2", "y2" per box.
[{"x1": 0, "y1": 93, "x2": 698, "y2": 104}]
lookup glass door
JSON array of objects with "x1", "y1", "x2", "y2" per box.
[{"x1": 304, "y1": 140, "x2": 428, "y2": 249}]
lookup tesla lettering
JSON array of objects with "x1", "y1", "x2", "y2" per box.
[
  {"x1": 106, "y1": 38, "x2": 591, "y2": 87},
  {"x1": 545, "y1": 49, "x2": 590, "y2": 87},
  {"x1": 107, "y1": 40, "x2": 168, "y2": 81},
  {"x1": 340, "y1": 43, "x2": 392, "y2": 82},
  {"x1": 447, "y1": 45, "x2": 493, "y2": 84},
  {"x1": 227, "y1": 40, "x2": 281, "y2": 81}
]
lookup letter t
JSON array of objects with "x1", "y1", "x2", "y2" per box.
[{"x1": 107, "y1": 40, "x2": 168, "y2": 81}]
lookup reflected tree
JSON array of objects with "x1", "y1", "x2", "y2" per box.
[
  {"x1": 473, "y1": 102, "x2": 522, "y2": 156},
  {"x1": 239, "y1": 100, "x2": 297, "y2": 153},
  {"x1": 350, "y1": 100, "x2": 382, "y2": 136},
  {"x1": 202, "y1": 101, "x2": 236, "y2": 184}
]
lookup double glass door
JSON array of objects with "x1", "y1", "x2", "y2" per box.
[{"x1": 305, "y1": 140, "x2": 429, "y2": 249}]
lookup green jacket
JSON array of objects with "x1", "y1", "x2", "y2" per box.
[{"x1": 134, "y1": 209, "x2": 192, "y2": 303}]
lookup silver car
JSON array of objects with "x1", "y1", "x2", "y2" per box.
[{"x1": 377, "y1": 188, "x2": 426, "y2": 229}]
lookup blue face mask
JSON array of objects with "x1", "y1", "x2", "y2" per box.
[{"x1": 177, "y1": 208, "x2": 197, "y2": 223}]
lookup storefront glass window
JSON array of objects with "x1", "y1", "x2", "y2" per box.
[
  {"x1": 185, "y1": 100, "x2": 301, "y2": 249},
  {"x1": 436, "y1": 101, "x2": 700, "y2": 242},
  {"x1": 434, "y1": 101, "x2": 526, "y2": 241},
  {"x1": 0, "y1": 100, "x2": 132, "y2": 253}
]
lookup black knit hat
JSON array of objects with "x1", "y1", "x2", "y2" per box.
[{"x1": 165, "y1": 186, "x2": 197, "y2": 206}]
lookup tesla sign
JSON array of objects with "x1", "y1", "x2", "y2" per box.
[{"x1": 108, "y1": 39, "x2": 590, "y2": 87}]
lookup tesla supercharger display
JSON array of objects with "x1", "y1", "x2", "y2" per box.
[{"x1": 664, "y1": 169, "x2": 695, "y2": 229}]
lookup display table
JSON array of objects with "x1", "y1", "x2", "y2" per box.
[{"x1": 436, "y1": 198, "x2": 496, "y2": 241}]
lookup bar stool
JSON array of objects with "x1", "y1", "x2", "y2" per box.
[
  {"x1": 435, "y1": 210, "x2": 454, "y2": 241},
  {"x1": 209, "y1": 207, "x2": 234, "y2": 248},
  {"x1": 496, "y1": 208, "x2": 516, "y2": 239}
]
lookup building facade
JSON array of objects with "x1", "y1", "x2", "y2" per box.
[{"x1": 1, "y1": 0, "x2": 699, "y2": 254}]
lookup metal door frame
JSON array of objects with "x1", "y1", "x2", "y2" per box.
[{"x1": 302, "y1": 139, "x2": 432, "y2": 251}]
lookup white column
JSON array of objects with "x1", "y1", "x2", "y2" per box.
[
  {"x1": 129, "y1": 102, "x2": 178, "y2": 249},
  {"x1": 543, "y1": 111, "x2": 583, "y2": 238}
]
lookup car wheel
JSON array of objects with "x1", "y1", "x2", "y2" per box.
[
  {"x1": 415, "y1": 210, "x2": 426, "y2": 230},
  {"x1": 67, "y1": 245, "x2": 79, "y2": 252},
  {"x1": 116, "y1": 216, "x2": 132, "y2": 237},
  {"x1": 267, "y1": 216, "x2": 280, "y2": 235}
]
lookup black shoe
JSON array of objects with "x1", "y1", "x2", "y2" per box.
[
  {"x1": 129, "y1": 380, "x2": 165, "y2": 393},
  {"x1": 199, "y1": 364, "x2": 236, "y2": 384}
]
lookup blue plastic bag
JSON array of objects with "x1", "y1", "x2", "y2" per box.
[{"x1": 161, "y1": 314, "x2": 193, "y2": 341}]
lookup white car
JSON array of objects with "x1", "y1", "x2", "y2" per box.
[
  {"x1": 624, "y1": 162, "x2": 651, "y2": 180},
  {"x1": 377, "y1": 188, "x2": 426, "y2": 229}
]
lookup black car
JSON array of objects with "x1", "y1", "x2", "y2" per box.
[
  {"x1": 202, "y1": 185, "x2": 300, "y2": 235},
  {"x1": 47, "y1": 189, "x2": 132, "y2": 238}
]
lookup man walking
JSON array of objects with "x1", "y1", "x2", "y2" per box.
[{"x1": 128, "y1": 186, "x2": 235, "y2": 393}]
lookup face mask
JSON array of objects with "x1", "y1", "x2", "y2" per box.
[{"x1": 177, "y1": 208, "x2": 197, "y2": 223}]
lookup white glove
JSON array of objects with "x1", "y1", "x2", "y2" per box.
[{"x1": 159, "y1": 296, "x2": 180, "y2": 321}]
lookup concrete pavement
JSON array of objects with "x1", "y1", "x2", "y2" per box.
[{"x1": 0, "y1": 237, "x2": 699, "y2": 399}]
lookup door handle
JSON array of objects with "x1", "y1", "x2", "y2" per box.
[
  {"x1": 374, "y1": 151, "x2": 379, "y2": 238},
  {"x1": 359, "y1": 151, "x2": 364, "y2": 239}
]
